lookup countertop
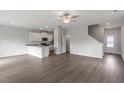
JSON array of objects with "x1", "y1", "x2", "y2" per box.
[{"x1": 26, "y1": 44, "x2": 49, "y2": 47}]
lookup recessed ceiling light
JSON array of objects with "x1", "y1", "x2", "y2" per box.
[
  {"x1": 11, "y1": 21, "x2": 15, "y2": 24},
  {"x1": 106, "y1": 22, "x2": 110, "y2": 26}
]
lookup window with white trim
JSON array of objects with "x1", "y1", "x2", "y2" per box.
[{"x1": 107, "y1": 36, "x2": 114, "y2": 47}]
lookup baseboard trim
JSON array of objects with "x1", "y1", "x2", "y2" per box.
[
  {"x1": 104, "y1": 52, "x2": 121, "y2": 55},
  {"x1": 0, "y1": 53, "x2": 27, "y2": 58},
  {"x1": 70, "y1": 52, "x2": 103, "y2": 59}
]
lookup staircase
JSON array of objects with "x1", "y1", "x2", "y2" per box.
[
  {"x1": 88, "y1": 24, "x2": 104, "y2": 56},
  {"x1": 68, "y1": 26, "x2": 104, "y2": 58}
]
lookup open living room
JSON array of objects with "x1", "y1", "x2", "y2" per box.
[{"x1": 0, "y1": 10, "x2": 124, "y2": 83}]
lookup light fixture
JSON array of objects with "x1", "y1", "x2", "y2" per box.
[
  {"x1": 11, "y1": 21, "x2": 15, "y2": 24},
  {"x1": 63, "y1": 16, "x2": 71, "y2": 23},
  {"x1": 59, "y1": 12, "x2": 78, "y2": 24},
  {"x1": 106, "y1": 22, "x2": 110, "y2": 26},
  {"x1": 63, "y1": 19, "x2": 70, "y2": 23}
]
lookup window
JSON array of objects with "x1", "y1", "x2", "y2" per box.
[{"x1": 107, "y1": 36, "x2": 114, "y2": 47}]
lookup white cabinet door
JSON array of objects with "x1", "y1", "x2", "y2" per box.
[
  {"x1": 29, "y1": 32, "x2": 53, "y2": 41},
  {"x1": 41, "y1": 33, "x2": 48, "y2": 38},
  {"x1": 29, "y1": 32, "x2": 41, "y2": 41}
]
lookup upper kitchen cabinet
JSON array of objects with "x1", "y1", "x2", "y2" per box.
[
  {"x1": 29, "y1": 32, "x2": 41, "y2": 41},
  {"x1": 29, "y1": 31, "x2": 53, "y2": 42}
]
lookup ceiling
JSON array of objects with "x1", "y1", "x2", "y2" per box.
[{"x1": 0, "y1": 10, "x2": 124, "y2": 30}]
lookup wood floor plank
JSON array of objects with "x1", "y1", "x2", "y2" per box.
[{"x1": 0, "y1": 53, "x2": 124, "y2": 83}]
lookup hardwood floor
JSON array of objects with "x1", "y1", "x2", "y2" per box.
[{"x1": 0, "y1": 53, "x2": 124, "y2": 83}]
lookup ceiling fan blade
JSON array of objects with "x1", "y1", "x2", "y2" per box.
[
  {"x1": 59, "y1": 16, "x2": 63, "y2": 19},
  {"x1": 71, "y1": 20, "x2": 77, "y2": 22},
  {"x1": 71, "y1": 16, "x2": 78, "y2": 19}
]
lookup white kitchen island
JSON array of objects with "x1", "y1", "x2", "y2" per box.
[{"x1": 27, "y1": 45, "x2": 49, "y2": 58}]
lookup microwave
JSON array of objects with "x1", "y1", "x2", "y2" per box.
[{"x1": 42, "y1": 38, "x2": 48, "y2": 41}]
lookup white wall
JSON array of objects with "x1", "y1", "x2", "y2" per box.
[
  {"x1": 121, "y1": 25, "x2": 124, "y2": 60},
  {"x1": 68, "y1": 26, "x2": 103, "y2": 58},
  {"x1": 0, "y1": 25, "x2": 29, "y2": 57},
  {"x1": 104, "y1": 27, "x2": 121, "y2": 54}
]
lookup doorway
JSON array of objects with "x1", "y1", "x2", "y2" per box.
[
  {"x1": 66, "y1": 34, "x2": 70, "y2": 53},
  {"x1": 104, "y1": 27, "x2": 121, "y2": 54}
]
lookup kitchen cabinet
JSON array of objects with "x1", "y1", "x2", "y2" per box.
[{"x1": 29, "y1": 32, "x2": 53, "y2": 41}]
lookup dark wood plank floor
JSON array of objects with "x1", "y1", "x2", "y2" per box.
[{"x1": 0, "y1": 53, "x2": 124, "y2": 83}]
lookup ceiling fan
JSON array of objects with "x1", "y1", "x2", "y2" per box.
[{"x1": 59, "y1": 13, "x2": 78, "y2": 23}]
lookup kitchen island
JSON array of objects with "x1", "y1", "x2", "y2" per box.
[{"x1": 27, "y1": 44, "x2": 49, "y2": 58}]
